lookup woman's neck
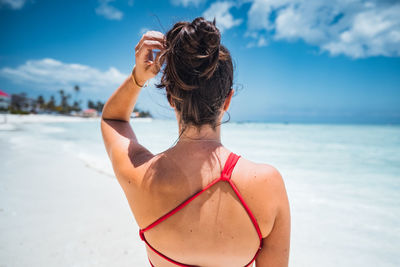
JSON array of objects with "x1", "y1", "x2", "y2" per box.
[{"x1": 178, "y1": 123, "x2": 221, "y2": 143}]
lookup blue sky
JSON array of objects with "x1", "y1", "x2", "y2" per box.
[{"x1": 0, "y1": 0, "x2": 399, "y2": 123}]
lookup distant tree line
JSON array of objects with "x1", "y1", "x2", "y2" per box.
[
  {"x1": 87, "y1": 100, "x2": 104, "y2": 112},
  {"x1": 133, "y1": 107, "x2": 152, "y2": 118},
  {"x1": 7, "y1": 84, "x2": 152, "y2": 118}
]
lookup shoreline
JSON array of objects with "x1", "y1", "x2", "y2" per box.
[
  {"x1": 0, "y1": 114, "x2": 98, "y2": 124},
  {"x1": 0, "y1": 113, "x2": 398, "y2": 126},
  {"x1": 0, "y1": 113, "x2": 153, "y2": 124}
]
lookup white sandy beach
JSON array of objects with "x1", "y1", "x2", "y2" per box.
[
  {"x1": 1, "y1": 114, "x2": 399, "y2": 267},
  {"x1": 0, "y1": 115, "x2": 148, "y2": 267}
]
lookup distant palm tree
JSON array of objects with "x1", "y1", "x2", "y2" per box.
[
  {"x1": 58, "y1": 89, "x2": 64, "y2": 112},
  {"x1": 63, "y1": 94, "x2": 71, "y2": 113},
  {"x1": 88, "y1": 100, "x2": 95, "y2": 109},
  {"x1": 74, "y1": 85, "x2": 80, "y2": 101},
  {"x1": 58, "y1": 89, "x2": 64, "y2": 103},
  {"x1": 73, "y1": 85, "x2": 81, "y2": 111},
  {"x1": 96, "y1": 101, "x2": 104, "y2": 113},
  {"x1": 74, "y1": 85, "x2": 80, "y2": 93},
  {"x1": 47, "y1": 95, "x2": 56, "y2": 110},
  {"x1": 57, "y1": 89, "x2": 72, "y2": 113},
  {"x1": 37, "y1": 95, "x2": 45, "y2": 108}
]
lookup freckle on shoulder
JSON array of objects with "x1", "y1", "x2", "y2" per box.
[{"x1": 241, "y1": 158, "x2": 283, "y2": 187}]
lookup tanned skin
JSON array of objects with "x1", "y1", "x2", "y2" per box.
[{"x1": 101, "y1": 31, "x2": 290, "y2": 267}]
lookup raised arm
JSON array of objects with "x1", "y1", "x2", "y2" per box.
[{"x1": 101, "y1": 31, "x2": 165, "y2": 182}]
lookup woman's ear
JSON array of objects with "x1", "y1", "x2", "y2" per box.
[{"x1": 223, "y1": 89, "x2": 234, "y2": 111}]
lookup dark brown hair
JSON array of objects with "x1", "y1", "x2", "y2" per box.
[{"x1": 156, "y1": 17, "x2": 234, "y2": 131}]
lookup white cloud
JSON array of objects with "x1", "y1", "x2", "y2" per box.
[
  {"x1": 246, "y1": 0, "x2": 400, "y2": 58},
  {"x1": 96, "y1": 0, "x2": 123, "y2": 20},
  {"x1": 0, "y1": 0, "x2": 27, "y2": 9},
  {"x1": 247, "y1": 0, "x2": 274, "y2": 31},
  {"x1": 245, "y1": 32, "x2": 268, "y2": 48},
  {"x1": 171, "y1": 0, "x2": 206, "y2": 7},
  {"x1": 257, "y1": 36, "x2": 267, "y2": 47},
  {"x1": 0, "y1": 58, "x2": 128, "y2": 92},
  {"x1": 203, "y1": 1, "x2": 243, "y2": 33}
]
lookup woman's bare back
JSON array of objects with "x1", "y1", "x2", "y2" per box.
[{"x1": 114, "y1": 143, "x2": 288, "y2": 266}]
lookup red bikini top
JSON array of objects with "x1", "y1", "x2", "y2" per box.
[{"x1": 139, "y1": 152, "x2": 263, "y2": 266}]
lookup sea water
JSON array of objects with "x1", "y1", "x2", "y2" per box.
[{"x1": 1, "y1": 118, "x2": 399, "y2": 267}]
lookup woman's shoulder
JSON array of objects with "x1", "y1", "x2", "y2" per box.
[
  {"x1": 233, "y1": 155, "x2": 288, "y2": 238},
  {"x1": 235, "y1": 155, "x2": 284, "y2": 189}
]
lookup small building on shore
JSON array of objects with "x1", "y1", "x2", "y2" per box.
[
  {"x1": 82, "y1": 108, "x2": 98, "y2": 117},
  {"x1": 0, "y1": 90, "x2": 10, "y2": 110},
  {"x1": 10, "y1": 93, "x2": 37, "y2": 113}
]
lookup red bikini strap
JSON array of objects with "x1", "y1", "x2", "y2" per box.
[
  {"x1": 228, "y1": 180, "x2": 263, "y2": 241},
  {"x1": 140, "y1": 152, "x2": 238, "y2": 233},
  {"x1": 140, "y1": 152, "x2": 264, "y2": 266},
  {"x1": 222, "y1": 153, "x2": 263, "y2": 265},
  {"x1": 227, "y1": 179, "x2": 263, "y2": 267},
  {"x1": 221, "y1": 153, "x2": 262, "y2": 240},
  {"x1": 141, "y1": 234, "x2": 195, "y2": 267},
  {"x1": 221, "y1": 152, "x2": 240, "y2": 181}
]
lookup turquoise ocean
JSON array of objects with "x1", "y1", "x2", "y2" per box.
[{"x1": 2, "y1": 118, "x2": 399, "y2": 266}]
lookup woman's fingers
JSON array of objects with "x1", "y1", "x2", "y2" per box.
[
  {"x1": 135, "y1": 31, "x2": 165, "y2": 66},
  {"x1": 135, "y1": 31, "x2": 164, "y2": 51},
  {"x1": 136, "y1": 40, "x2": 165, "y2": 63},
  {"x1": 135, "y1": 31, "x2": 165, "y2": 52}
]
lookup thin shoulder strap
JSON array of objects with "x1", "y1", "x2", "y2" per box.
[
  {"x1": 221, "y1": 152, "x2": 241, "y2": 181},
  {"x1": 223, "y1": 153, "x2": 263, "y2": 266},
  {"x1": 140, "y1": 152, "x2": 239, "y2": 234}
]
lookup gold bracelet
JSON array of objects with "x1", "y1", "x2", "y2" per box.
[{"x1": 131, "y1": 67, "x2": 147, "y2": 88}]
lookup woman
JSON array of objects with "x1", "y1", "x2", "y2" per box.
[{"x1": 101, "y1": 17, "x2": 290, "y2": 267}]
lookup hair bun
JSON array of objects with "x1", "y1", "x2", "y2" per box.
[
  {"x1": 159, "y1": 17, "x2": 228, "y2": 93},
  {"x1": 166, "y1": 17, "x2": 221, "y2": 84},
  {"x1": 190, "y1": 17, "x2": 220, "y2": 51},
  {"x1": 187, "y1": 17, "x2": 221, "y2": 79}
]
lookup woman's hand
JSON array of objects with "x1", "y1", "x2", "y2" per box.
[
  {"x1": 101, "y1": 31, "x2": 165, "y2": 122},
  {"x1": 133, "y1": 31, "x2": 165, "y2": 86}
]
